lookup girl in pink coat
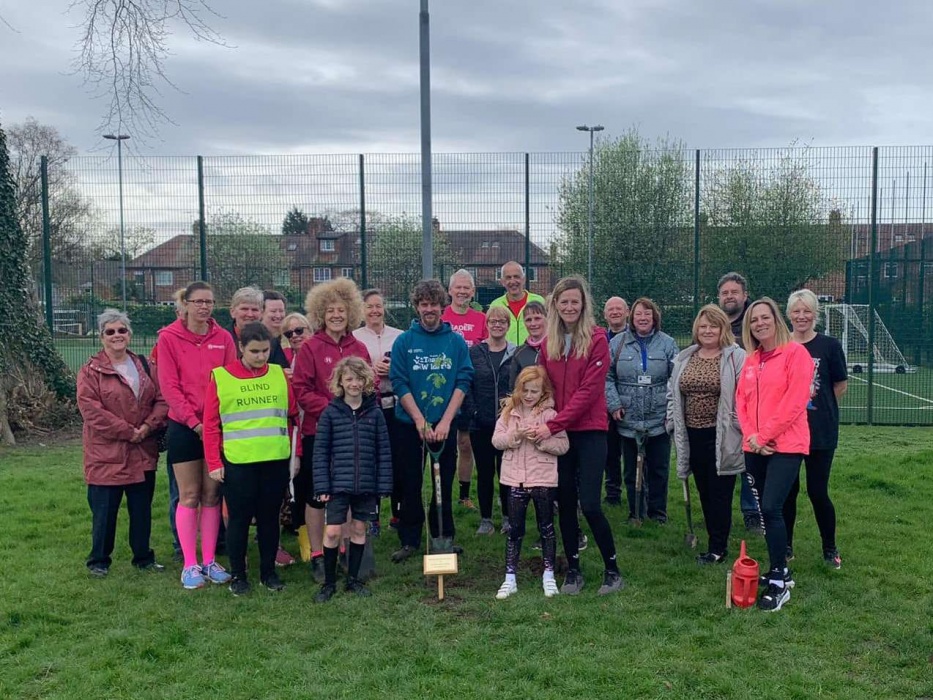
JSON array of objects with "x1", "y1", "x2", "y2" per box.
[{"x1": 491, "y1": 366, "x2": 569, "y2": 599}]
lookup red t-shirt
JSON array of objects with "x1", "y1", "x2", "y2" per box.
[
  {"x1": 506, "y1": 292, "x2": 529, "y2": 320},
  {"x1": 441, "y1": 307, "x2": 488, "y2": 348}
]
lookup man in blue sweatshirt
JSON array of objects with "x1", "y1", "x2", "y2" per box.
[{"x1": 389, "y1": 279, "x2": 474, "y2": 562}]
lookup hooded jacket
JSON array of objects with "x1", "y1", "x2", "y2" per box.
[
  {"x1": 539, "y1": 328, "x2": 611, "y2": 434},
  {"x1": 389, "y1": 319, "x2": 474, "y2": 426},
  {"x1": 155, "y1": 318, "x2": 236, "y2": 429},
  {"x1": 292, "y1": 330, "x2": 373, "y2": 437},
  {"x1": 509, "y1": 339, "x2": 544, "y2": 390},
  {"x1": 667, "y1": 344, "x2": 747, "y2": 478},
  {"x1": 606, "y1": 329, "x2": 679, "y2": 438},
  {"x1": 487, "y1": 291, "x2": 547, "y2": 346},
  {"x1": 312, "y1": 393, "x2": 393, "y2": 497},
  {"x1": 736, "y1": 341, "x2": 813, "y2": 454},
  {"x1": 77, "y1": 350, "x2": 168, "y2": 485},
  {"x1": 492, "y1": 398, "x2": 569, "y2": 488},
  {"x1": 464, "y1": 341, "x2": 516, "y2": 430}
]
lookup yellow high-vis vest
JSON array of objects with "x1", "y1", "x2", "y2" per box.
[{"x1": 212, "y1": 364, "x2": 290, "y2": 464}]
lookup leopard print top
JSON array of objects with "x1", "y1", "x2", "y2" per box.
[{"x1": 679, "y1": 353, "x2": 721, "y2": 429}]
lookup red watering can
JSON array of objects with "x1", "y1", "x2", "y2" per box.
[{"x1": 730, "y1": 540, "x2": 759, "y2": 608}]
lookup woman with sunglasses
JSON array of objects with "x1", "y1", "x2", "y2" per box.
[
  {"x1": 282, "y1": 312, "x2": 312, "y2": 365},
  {"x1": 77, "y1": 309, "x2": 168, "y2": 577},
  {"x1": 353, "y1": 290, "x2": 403, "y2": 535},
  {"x1": 157, "y1": 281, "x2": 237, "y2": 589}
]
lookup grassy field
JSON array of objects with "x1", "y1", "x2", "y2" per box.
[{"x1": 1, "y1": 427, "x2": 932, "y2": 699}]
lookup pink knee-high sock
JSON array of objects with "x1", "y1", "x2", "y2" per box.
[
  {"x1": 200, "y1": 505, "x2": 221, "y2": 566},
  {"x1": 176, "y1": 505, "x2": 200, "y2": 569}
]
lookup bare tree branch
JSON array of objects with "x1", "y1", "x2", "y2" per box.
[{"x1": 71, "y1": 0, "x2": 226, "y2": 142}]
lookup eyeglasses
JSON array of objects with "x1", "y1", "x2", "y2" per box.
[
  {"x1": 103, "y1": 328, "x2": 129, "y2": 336},
  {"x1": 488, "y1": 319, "x2": 509, "y2": 326},
  {"x1": 283, "y1": 327, "x2": 306, "y2": 339},
  {"x1": 187, "y1": 299, "x2": 215, "y2": 306}
]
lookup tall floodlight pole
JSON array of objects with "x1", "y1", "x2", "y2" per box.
[
  {"x1": 419, "y1": 0, "x2": 433, "y2": 279},
  {"x1": 576, "y1": 124, "x2": 603, "y2": 283},
  {"x1": 104, "y1": 133, "x2": 130, "y2": 310}
]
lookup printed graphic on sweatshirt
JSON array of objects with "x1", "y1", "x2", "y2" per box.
[{"x1": 807, "y1": 357, "x2": 821, "y2": 410}]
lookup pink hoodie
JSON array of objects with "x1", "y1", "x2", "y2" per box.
[
  {"x1": 492, "y1": 398, "x2": 570, "y2": 488},
  {"x1": 155, "y1": 318, "x2": 237, "y2": 429},
  {"x1": 736, "y1": 341, "x2": 813, "y2": 454}
]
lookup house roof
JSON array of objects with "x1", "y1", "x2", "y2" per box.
[{"x1": 444, "y1": 229, "x2": 549, "y2": 266}]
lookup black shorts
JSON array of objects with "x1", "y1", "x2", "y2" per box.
[
  {"x1": 324, "y1": 493, "x2": 378, "y2": 526},
  {"x1": 167, "y1": 419, "x2": 204, "y2": 464},
  {"x1": 296, "y1": 436, "x2": 324, "y2": 510}
]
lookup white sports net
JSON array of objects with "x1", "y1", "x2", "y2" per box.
[{"x1": 822, "y1": 304, "x2": 912, "y2": 373}]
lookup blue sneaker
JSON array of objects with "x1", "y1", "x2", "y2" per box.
[
  {"x1": 202, "y1": 561, "x2": 232, "y2": 585},
  {"x1": 181, "y1": 565, "x2": 205, "y2": 589}
]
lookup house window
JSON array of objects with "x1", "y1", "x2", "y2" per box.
[
  {"x1": 481, "y1": 241, "x2": 490, "y2": 248},
  {"x1": 155, "y1": 271, "x2": 173, "y2": 287},
  {"x1": 341, "y1": 267, "x2": 354, "y2": 279},
  {"x1": 319, "y1": 239, "x2": 335, "y2": 252},
  {"x1": 883, "y1": 262, "x2": 898, "y2": 279},
  {"x1": 465, "y1": 267, "x2": 478, "y2": 281},
  {"x1": 313, "y1": 267, "x2": 332, "y2": 283},
  {"x1": 286, "y1": 243, "x2": 298, "y2": 252},
  {"x1": 273, "y1": 269, "x2": 290, "y2": 287},
  {"x1": 527, "y1": 267, "x2": 537, "y2": 282}
]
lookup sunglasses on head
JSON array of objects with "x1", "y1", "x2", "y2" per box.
[
  {"x1": 283, "y1": 327, "x2": 306, "y2": 339},
  {"x1": 104, "y1": 328, "x2": 129, "y2": 336}
]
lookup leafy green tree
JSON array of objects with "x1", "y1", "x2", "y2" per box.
[
  {"x1": 368, "y1": 215, "x2": 456, "y2": 306},
  {"x1": 700, "y1": 148, "x2": 847, "y2": 301},
  {"x1": 0, "y1": 121, "x2": 75, "y2": 445},
  {"x1": 205, "y1": 211, "x2": 289, "y2": 303},
  {"x1": 281, "y1": 207, "x2": 309, "y2": 236},
  {"x1": 556, "y1": 129, "x2": 695, "y2": 305}
]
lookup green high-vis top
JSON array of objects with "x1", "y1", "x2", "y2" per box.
[{"x1": 213, "y1": 364, "x2": 290, "y2": 464}]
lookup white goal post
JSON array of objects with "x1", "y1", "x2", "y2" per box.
[{"x1": 821, "y1": 304, "x2": 915, "y2": 374}]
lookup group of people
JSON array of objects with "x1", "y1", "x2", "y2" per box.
[{"x1": 76, "y1": 262, "x2": 847, "y2": 612}]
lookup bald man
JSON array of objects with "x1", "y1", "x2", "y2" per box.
[
  {"x1": 603, "y1": 296, "x2": 629, "y2": 506},
  {"x1": 487, "y1": 261, "x2": 545, "y2": 346}
]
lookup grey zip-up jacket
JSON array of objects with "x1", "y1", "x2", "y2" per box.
[
  {"x1": 606, "y1": 330, "x2": 678, "y2": 438},
  {"x1": 666, "y1": 343, "x2": 746, "y2": 479}
]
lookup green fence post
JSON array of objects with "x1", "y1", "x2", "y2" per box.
[
  {"x1": 359, "y1": 154, "x2": 367, "y2": 289},
  {"x1": 197, "y1": 156, "x2": 207, "y2": 281},
  {"x1": 867, "y1": 147, "x2": 879, "y2": 425},
  {"x1": 40, "y1": 156, "x2": 53, "y2": 332},
  {"x1": 693, "y1": 149, "x2": 701, "y2": 315},
  {"x1": 524, "y1": 153, "x2": 530, "y2": 277}
]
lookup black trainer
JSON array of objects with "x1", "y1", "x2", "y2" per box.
[
  {"x1": 314, "y1": 583, "x2": 337, "y2": 603},
  {"x1": 345, "y1": 577, "x2": 372, "y2": 597},
  {"x1": 135, "y1": 561, "x2": 166, "y2": 573},
  {"x1": 391, "y1": 545, "x2": 417, "y2": 563},
  {"x1": 597, "y1": 570, "x2": 625, "y2": 596},
  {"x1": 261, "y1": 573, "x2": 285, "y2": 592},
  {"x1": 310, "y1": 556, "x2": 325, "y2": 583},
  {"x1": 88, "y1": 564, "x2": 109, "y2": 578},
  {"x1": 696, "y1": 552, "x2": 727, "y2": 565},
  {"x1": 229, "y1": 577, "x2": 251, "y2": 596},
  {"x1": 759, "y1": 567, "x2": 795, "y2": 590},
  {"x1": 560, "y1": 569, "x2": 584, "y2": 595},
  {"x1": 758, "y1": 582, "x2": 790, "y2": 611},
  {"x1": 823, "y1": 549, "x2": 842, "y2": 569}
]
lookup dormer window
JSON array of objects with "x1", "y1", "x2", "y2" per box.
[{"x1": 320, "y1": 239, "x2": 335, "y2": 252}]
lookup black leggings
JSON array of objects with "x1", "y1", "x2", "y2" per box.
[
  {"x1": 394, "y1": 423, "x2": 457, "y2": 548},
  {"x1": 688, "y1": 427, "x2": 737, "y2": 556},
  {"x1": 557, "y1": 431, "x2": 618, "y2": 573},
  {"x1": 506, "y1": 486, "x2": 556, "y2": 574},
  {"x1": 224, "y1": 459, "x2": 289, "y2": 581},
  {"x1": 784, "y1": 448, "x2": 837, "y2": 552},
  {"x1": 471, "y1": 428, "x2": 509, "y2": 520},
  {"x1": 744, "y1": 451, "x2": 803, "y2": 574},
  {"x1": 621, "y1": 432, "x2": 672, "y2": 520}
]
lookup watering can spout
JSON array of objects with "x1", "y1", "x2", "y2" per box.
[{"x1": 731, "y1": 540, "x2": 759, "y2": 608}]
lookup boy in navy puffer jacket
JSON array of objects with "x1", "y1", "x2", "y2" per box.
[{"x1": 312, "y1": 357, "x2": 392, "y2": 602}]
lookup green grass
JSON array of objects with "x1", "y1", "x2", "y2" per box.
[{"x1": 2, "y1": 428, "x2": 932, "y2": 699}]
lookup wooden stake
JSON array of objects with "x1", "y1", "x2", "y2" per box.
[
  {"x1": 438, "y1": 575, "x2": 445, "y2": 600},
  {"x1": 726, "y1": 571, "x2": 733, "y2": 609}
]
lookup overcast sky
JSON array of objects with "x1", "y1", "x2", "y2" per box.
[{"x1": 2, "y1": 0, "x2": 932, "y2": 157}]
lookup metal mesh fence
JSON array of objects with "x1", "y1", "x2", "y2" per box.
[{"x1": 32, "y1": 146, "x2": 933, "y2": 424}]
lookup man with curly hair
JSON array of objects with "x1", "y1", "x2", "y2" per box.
[
  {"x1": 292, "y1": 278, "x2": 373, "y2": 582},
  {"x1": 388, "y1": 279, "x2": 474, "y2": 562}
]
